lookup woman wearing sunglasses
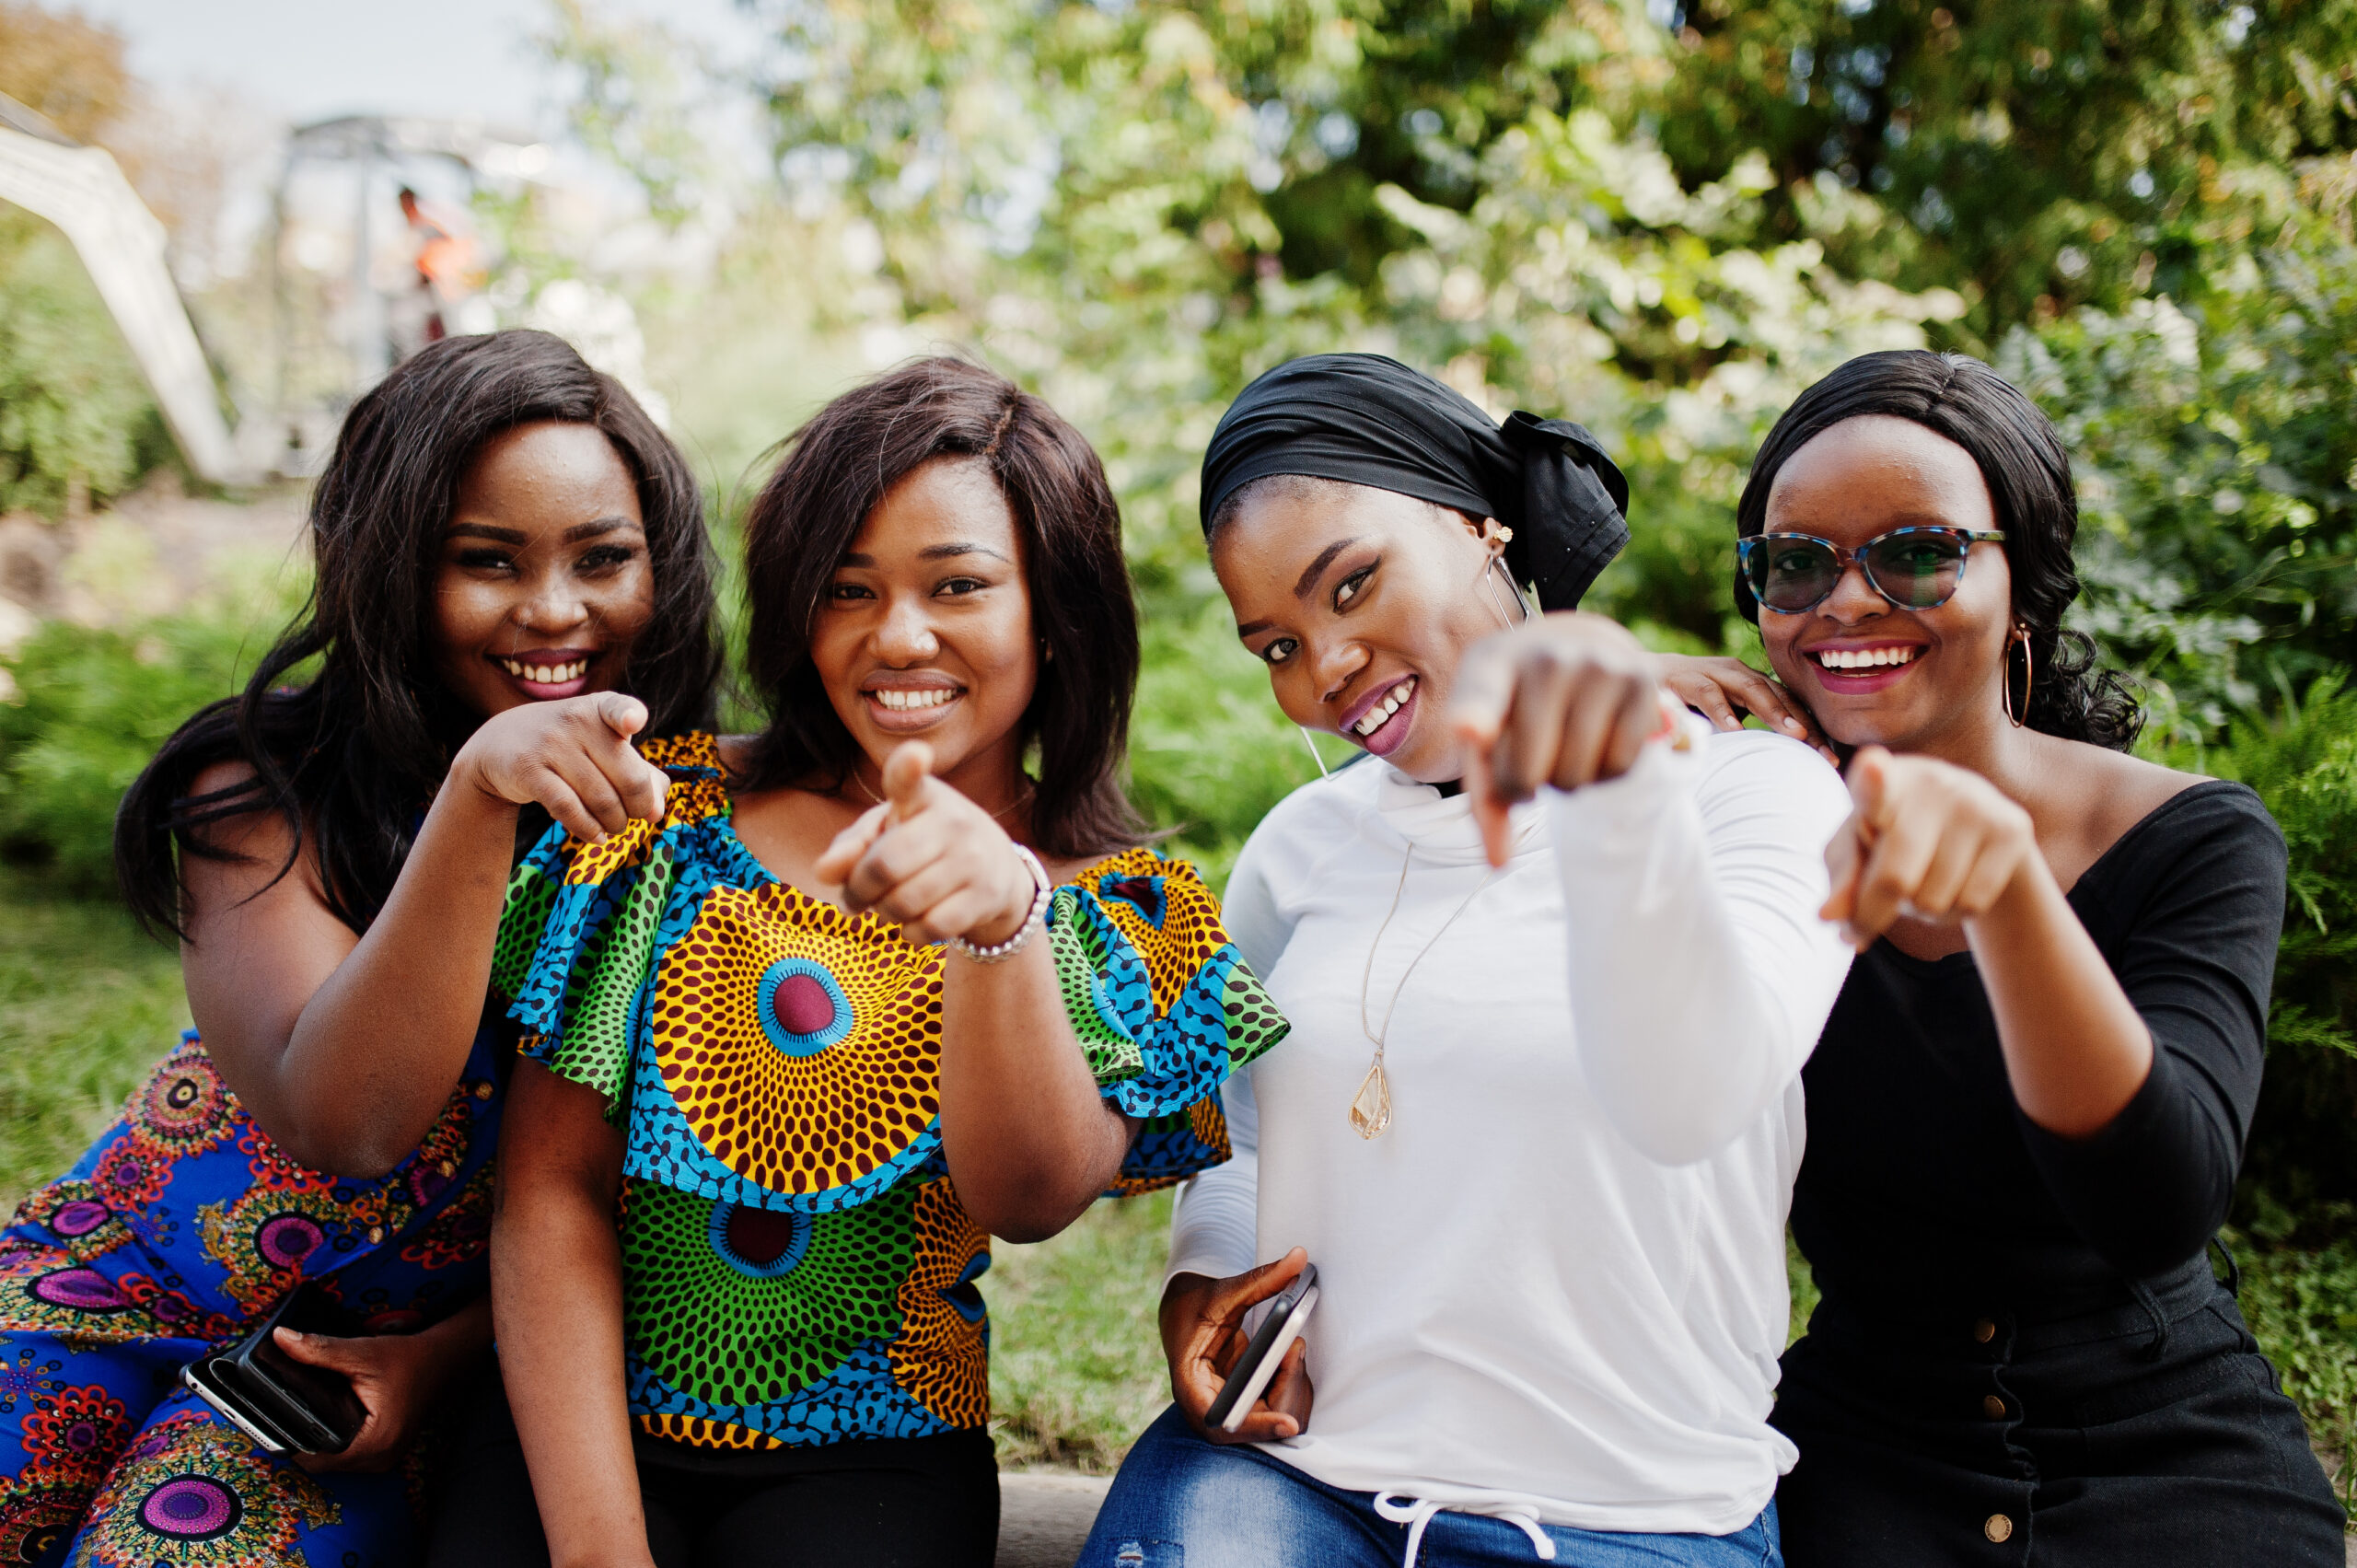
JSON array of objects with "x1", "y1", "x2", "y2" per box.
[{"x1": 1729, "y1": 351, "x2": 2343, "y2": 1565}]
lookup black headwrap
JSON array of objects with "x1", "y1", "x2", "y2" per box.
[{"x1": 1199, "y1": 354, "x2": 1631, "y2": 611}]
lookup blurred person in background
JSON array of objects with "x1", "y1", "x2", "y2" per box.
[
  {"x1": 1083, "y1": 354, "x2": 1857, "y2": 1568},
  {"x1": 435, "y1": 358, "x2": 1283, "y2": 1568},
  {"x1": 0, "y1": 330, "x2": 720, "y2": 1566},
  {"x1": 1727, "y1": 350, "x2": 2344, "y2": 1565}
]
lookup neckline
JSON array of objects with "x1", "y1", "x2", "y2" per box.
[{"x1": 1870, "y1": 777, "x2": 2243, "y2": 974}]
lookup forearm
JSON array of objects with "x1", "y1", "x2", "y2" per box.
[
  {"x1": 270, "y1": 784, "x2": 522, "y2": 1172},
  {"x1": 938, "y1": 944, "x2": 1128, "y2": 1240},
  {"x1": 1552, "y1": 735, "x2": 1852, "y2": 1163},
  {"x1": 493, "y1": 1174, "x2": 648, "y2": 1568},
  {"x1": 1968, "y1": 864, "x2": 2154, "y2": 1139}
]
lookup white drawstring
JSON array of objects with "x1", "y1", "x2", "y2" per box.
[{"x1": 1373, "y1": 1493, "x2": 1557, "y2": 1567}]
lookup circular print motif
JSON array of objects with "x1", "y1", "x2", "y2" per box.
[
  {"x1": 29, "y1": 1270, "x2": 128, "y2": 1314},
  {"x1": 707, "y1": 1200, "x2": 813, "y2": 1281},
  {"x1": 133, "y1": 1055, "x2": 231, "y2": 1144},
  {"x1": 621, "y1": 1178, "x2": 913, "y2": 1408},
  {"x1": 136, "y1": 1475, "x2": 241, "y2": 1539},
  {"x1": 254, "y1": 1214, "x2": 325, "y2": 1271},
  {"x1": 649, "y1": 887, "x2": 945, "y2": 1200},
  {"x1": 755, "y1": 958, "x2": 855, "y2": 1058}
]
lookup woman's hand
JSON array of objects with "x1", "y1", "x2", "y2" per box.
[
  {"x1": 1657, "y1": 655, "x2": 1837, "y2": 761},
  {"x1": 812, "y1": 742, "x2": 1037, "y2": 947},
  {"x1": 1448, "y1": 611, "x2": 1668, "y2": 866},
  {"x1": 1160, "y1": 1249, "x2": 1315, "y2": 1445},
  {"x1": 1821, "y1": 745, "x2": 2040, "y2": 949},
  {"x1": 273, "y1": 1298, "x2": 491, "y2": 1474},
  {"x1": 447, "y1": 691, "x2": 671, "y2": 844}
]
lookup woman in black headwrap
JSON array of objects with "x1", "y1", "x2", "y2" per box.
[{"x1": 1079, "y1": 355, "x2": 1858, "y2": 1568}]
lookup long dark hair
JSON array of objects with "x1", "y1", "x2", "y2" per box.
[
  {"x1": 1736, "y1": 349, "x2": 2142, "y2": 750},
  {"x1": 736, "y1": 356, "x2": 1144, "y2": 859},
  {"x1": 115, "y1": 330, "x2": 722, "y2": 937}
]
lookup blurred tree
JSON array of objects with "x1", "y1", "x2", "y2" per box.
[
  {"x1": 1650, "y1": 0, "x2": 2357, "y2": 343},
  {"x1": 0, "y1": 1, "x2": 129, "y2": 143}
]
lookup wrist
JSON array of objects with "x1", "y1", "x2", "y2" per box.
[{"x1": 950, "y1": 844, "x2": 1051, "y2": 962}]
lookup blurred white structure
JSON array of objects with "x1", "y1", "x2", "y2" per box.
[{"x1": 0, "y1": 92, "x2": 256, "y2": 483}]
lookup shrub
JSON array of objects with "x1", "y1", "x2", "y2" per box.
[
  {"x1": 0, "y1": 209, "x2": 170, "y2": 518},
  {"x1": 0, "y1": 588, "x2": 296, "y2": 893},
  {"x1": 2164, "y1": 669, "x2": 2357, "y2": 1213}
]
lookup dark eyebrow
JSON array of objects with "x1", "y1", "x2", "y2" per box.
[
  {"x1": 837, "y1": 542, "x2": 1014, "y2": 568},
  {"x1": 444, "y1": 517, "x2": 641, "y2": 545},
  {"x1": 563, "y1": 517, "x2": 640, "y2": 542},
  {"x1": 1295, "y1": 538, "x2": 1358, "y2": 599},
  {"x1": 1235, "y1": 620, "x2": 1274, "y2": 639}
]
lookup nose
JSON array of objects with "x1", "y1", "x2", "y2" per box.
[
  {"x1": 1308, "y1": 633, "x2": 1369, "y2": 708},
  {"x1": 1816, "y1": 554, "x2": 1891, "y2": 625},
  {"x1": 516, "y1": 566, "x2": 591, "y2": 634},
  {"x1": 872, "y1": 592, "x2": 941, "y2": 663}
]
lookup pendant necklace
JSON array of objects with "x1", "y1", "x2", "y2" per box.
[{"x1": 1351, "y1": 819, "x2": 1532, "y2": 1139}]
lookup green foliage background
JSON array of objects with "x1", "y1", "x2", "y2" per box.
[{"x1": 4, "y1": 0, "x2": 2357, "y2": 1493}]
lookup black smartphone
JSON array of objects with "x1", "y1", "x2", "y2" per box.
[
  {"x1": 1204, "y1": 1262, "x2": 1319, "y2": 1434},
  {"x1": 180, "y1": 1283, "x2": 366, "y2": 1455}
]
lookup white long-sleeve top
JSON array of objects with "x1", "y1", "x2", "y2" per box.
[{"x1": 1168, "y1": 721, "x2": 1855, "y2": 1535}]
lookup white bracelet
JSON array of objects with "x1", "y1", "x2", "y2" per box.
[{"x1": 948, "y1": 843, "x2": 1051, "y2": 964}]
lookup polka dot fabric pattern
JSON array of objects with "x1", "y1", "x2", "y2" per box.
[{"x1": 493, "y1": 732, "x2": 1291, "y2": 1450}]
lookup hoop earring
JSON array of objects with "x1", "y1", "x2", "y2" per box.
[
  {"x1": 1481, "y1": 551, "x2": 1530, "y2": 631},
  {"x1": 2003, "y1": 626, "x2": 2033, "y2": 728},
  {"x1": 1297, "y1": 725, "x2": 1330, "y2": 779}
]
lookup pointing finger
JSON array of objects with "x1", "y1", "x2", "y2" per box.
[
  {"x1": 593, "y1": 691, "x2": 650, "y2": 740},
  {"x1": 883, "y1": 742, "x2": 934, "y2": 823}
]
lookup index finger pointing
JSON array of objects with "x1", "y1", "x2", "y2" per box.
[
  {"x1": 1446, "y1": 634, "x2": 1517, "y2": 750},
  {"x1": 593, "y1": 691, "x2": 650, "y2": 740},
  {"x1": 882, "y1": 742, "x2": 933, "y2": 823}
]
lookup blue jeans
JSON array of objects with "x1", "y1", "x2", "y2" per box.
[{"x1": 1081, "y1": 1406, "x2": 1783, "y2": 1568}]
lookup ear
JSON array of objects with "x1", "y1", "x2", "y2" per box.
[{"x1": 1473, "y1": 516, "x2": 1514, "y2": 556}]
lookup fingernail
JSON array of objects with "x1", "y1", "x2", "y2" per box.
[{"x1": 1784, "y1": 717, "x2": 1803, "y2": 732}]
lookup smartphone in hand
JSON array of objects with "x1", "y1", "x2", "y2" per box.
[
  {"x1": 180, "y1": 1283, "x2": 366, "y2": 1455},
  {"x1": 1205, "y1": 1262, "x2": 1319, "y2": 1434}
]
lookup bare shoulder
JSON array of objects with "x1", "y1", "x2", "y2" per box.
[
  {"x1": 2038, "y1": 738, "x2": 2211, "y2": 886},
  {"x1": 180, "y1": 758, "x2": 295, "y2": 857}
]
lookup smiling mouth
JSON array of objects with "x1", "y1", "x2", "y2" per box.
[
  {"x1": 1812, "y1": 646, "x2": 1922, "y2": 671},
  {"x1": 870, "y1": 687, "x2": 961, "y2": 712},
  {"x1": 1349, "y1": 677, "x2": 1417, "y2": 738},
  {"x1": 498, "y1": 656, "x2": 591, "y2": 685}
]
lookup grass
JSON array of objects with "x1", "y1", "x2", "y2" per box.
[
  {"x1": 4, "y1": 876, "x2": 2354, "y2": 1511},
  {"x1": 987, "y1": 1190, "x2": 1177, "y2": 1472},
  {"x1": 0, "y1": 872, "x2": 184, "y2": 1208}
]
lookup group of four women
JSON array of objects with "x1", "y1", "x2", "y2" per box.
[{"x1": 0, "y1": 329, "x2": 2338, "y2": 1567}]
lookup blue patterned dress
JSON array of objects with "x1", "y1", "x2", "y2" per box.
[{"x1": 0, "y1": 1024, "x2": 502, "y2": 1567}]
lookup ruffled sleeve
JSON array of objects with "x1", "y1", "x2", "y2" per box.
[
  {"x1": 493, "y1": 734, "x2": 737, "y2": 1122},
  {"x1": 1047, "y1": 849, "x2": 1289, "y2": 1192}
]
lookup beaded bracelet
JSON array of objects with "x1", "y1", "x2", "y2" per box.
[{"x1": 949, "y1": 842, "x2": 1051, "y2": 964}]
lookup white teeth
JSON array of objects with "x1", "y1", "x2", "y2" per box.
[
  {"x1": 1353, "y1": 678, "x2": 1417, "y2": 736},
  {"x1": 1816, "y1": 646, "x2": 1919, "y2": 670},
  {"x1": 503, "y1": 658, "x2": 587, "y2": 684},
  {"x1": 875, "y1": 688, "x2": 957, "y2": 711}
]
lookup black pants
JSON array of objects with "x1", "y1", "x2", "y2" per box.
[
  {"x1": 425, "y1": 1381, "x2": 999, "y2": 1568},
  {"x1": 1771, "y1": 1260, "x2": 2346, "y2": 1566}
]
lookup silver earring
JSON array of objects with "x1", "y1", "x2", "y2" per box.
[
  {"x1": 1297, "y1": 725, "x2": 1330, "y2": 778},
  {"x1": 1482, "y1": 555, "x2": 1530, "y2": 630}
]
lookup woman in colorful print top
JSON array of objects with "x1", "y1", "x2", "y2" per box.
[
  {"x1": 0, "y1": 331, "x2": 720, "y2": 1568},
  {"x1": 435, "y1": 359, "x2": 1283, "y2": 1568}
]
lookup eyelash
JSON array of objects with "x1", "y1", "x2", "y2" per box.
[
  {"x1": 828, "y1": 577, "x2": 990, "y2": 602},
  {"x1": 452, "y1": 544, "x2": 639, "y2": 573},
  {"x1": 1333, "y1": 564, "x2": 1373, "y2": 610}
]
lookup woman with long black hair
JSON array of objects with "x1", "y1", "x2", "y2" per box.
[
  {"x1": 0, "y1": 330, "x2": 719, "y2": 1566},
  {"x1": 1724, "y1": 350, "x2": 2344, "y2": 1563},
  {"x1": 1084, "y1": 354, "x2": 1858, "y2": 1568}
]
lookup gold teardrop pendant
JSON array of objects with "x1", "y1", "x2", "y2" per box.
[{"x1": 1348, "y1": 1056, "x2": 1393, "y2": 1139}]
